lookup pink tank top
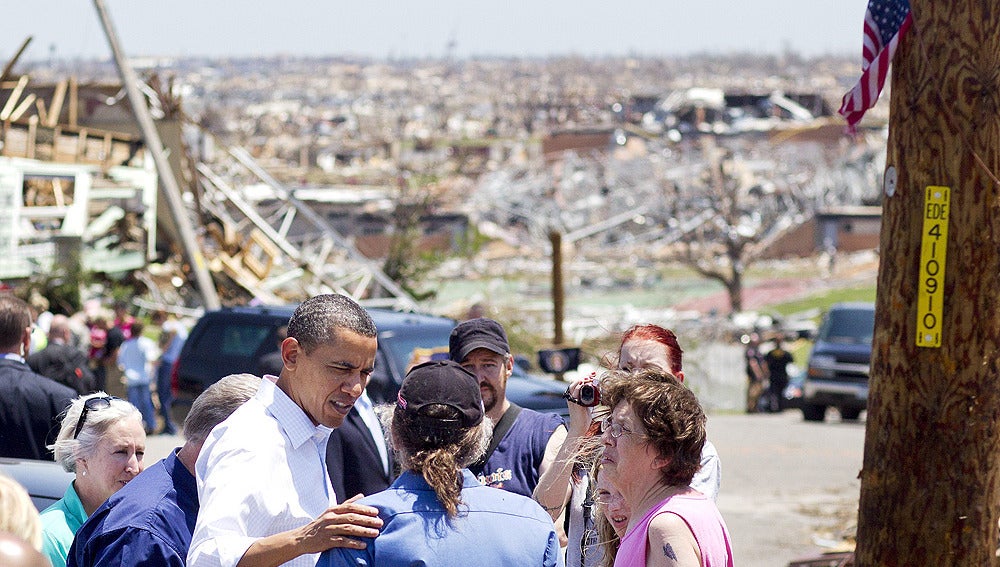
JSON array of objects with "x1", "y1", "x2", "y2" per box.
[{"x1": 614, "y1": 492, "x2": 734, "y2": 567}]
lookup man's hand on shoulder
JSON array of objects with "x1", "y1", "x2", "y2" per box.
[
  {"x1": 297, "y1": 497, "x2": 383, "y2": 554},
  {"x1": 236, "y1": 497, "x2": 383, "y2": 567}
]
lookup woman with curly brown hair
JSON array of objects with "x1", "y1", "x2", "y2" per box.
[
  {"x1": 319, "y1": 360, "x2": 560, "y2": 567},
  {"x1": 601, "y1": 368, "x2": 733, "y2": 567}
]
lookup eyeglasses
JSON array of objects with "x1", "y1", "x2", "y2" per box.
[
  {"x1": 600, "y1": 416, "x2": 635, "y2": 439},
  {"x1": 73, "y1": 396, "x2": 119, "y2": 440},
  {"x1": 593, "y1": 491, "x2": 618, "y2": 506}
]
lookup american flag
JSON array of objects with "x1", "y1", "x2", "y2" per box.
[{"x1": 839, "y1": 0, "x2": 913, "y2": 129}]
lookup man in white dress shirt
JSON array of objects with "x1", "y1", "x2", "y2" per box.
[{"x1": 188, "y1": 294, "x2": 384, "y2": 567}]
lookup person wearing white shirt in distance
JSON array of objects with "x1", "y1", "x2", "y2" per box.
[{"x1": 187, "y1": 294, "x2": 383, "y2": 567}]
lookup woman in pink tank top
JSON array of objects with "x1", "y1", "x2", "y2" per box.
[{"x1": 598, "y1": 368, "x2": 734, "y2": 567}]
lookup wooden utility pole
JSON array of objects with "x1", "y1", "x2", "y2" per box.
[
  {"x1": 549, "y1": 230, "x2": 565, "y2": 338},
  {"x1": 855, "y1": 1, "x2": 1000, "y2": 564}
]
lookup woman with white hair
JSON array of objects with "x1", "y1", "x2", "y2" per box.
[{"x1": 40, "y1": 392, "x2": 145, "y2": 567}]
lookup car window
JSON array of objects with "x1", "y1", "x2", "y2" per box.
[
  {"x1": 821, "y1": 308, "x2": 875, "y2": 344},
  {"x1": 366, "y1": 348, "x2": 397, "y2": 404},
  {"x1": 214, "y1": 323, "x2": 273, "y2": 357}
]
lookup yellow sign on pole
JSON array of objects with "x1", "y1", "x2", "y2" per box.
[{"x1": 916, "y1": 186, "x2": 950, "y2": 348}]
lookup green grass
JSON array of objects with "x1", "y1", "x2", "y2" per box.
[{"x1": 768, "y1": 284, "x2": 877, "y2": 318}]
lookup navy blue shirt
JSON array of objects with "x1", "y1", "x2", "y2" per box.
[
  {"x1": 470, "y1": 407, "x2": 564, "y2": 497},
  {"x1": 67, "y1": 449, "x2": 198, "y2": 567},
  {"x1": 318, "y1": 469, "x2": 559, "y2": 567}
]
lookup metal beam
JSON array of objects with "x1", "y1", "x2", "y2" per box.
[{"x1": 92, "y1": 0, "x2": 220, "y2": 309}]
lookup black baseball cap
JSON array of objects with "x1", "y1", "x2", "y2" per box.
[
  {"x1": 397, "y1": 360, "x2": 484, "y2": 429},
  {"x1": 449, "y1": 318, "x2": 510, "y2": 362}
]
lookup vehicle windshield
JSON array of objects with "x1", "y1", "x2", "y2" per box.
[
  {"x1": 820, "y1": 308, "x2": 875, "y2": 344},
  {"x1": 379, "y1": 329, "x2": 451, "y2": 375}
]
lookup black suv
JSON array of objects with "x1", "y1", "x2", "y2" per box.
[
  {"x1": 172, "y1": 305, "x2": 568, "y2": 418},
  {"x1": 801, "y1": 302, "x2": 875, "y2": 422}
]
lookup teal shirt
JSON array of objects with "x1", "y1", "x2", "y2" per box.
[{"x1": 40, "y1": 481, "x2": 87, "y2": 567}]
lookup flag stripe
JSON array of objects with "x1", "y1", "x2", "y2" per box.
[{"x1": 839, "y1": 0, "x2": 912, "y2": 129}]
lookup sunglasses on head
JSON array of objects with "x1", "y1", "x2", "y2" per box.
[{"x1": 73, "y1": 396, "x2": 120, "y2": 440}]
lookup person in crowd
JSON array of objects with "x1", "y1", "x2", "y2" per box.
[
  {"x1": 110, "y1": 301, "x2": 135, "y2": 341},
  {"x1": 40, "y1": 393, "x2": 146, "y2": 567},
  {"x1": 86, "y1": 314, "x2": 110, "y2": 392},
  {"x1": 255, "y1": 325, "x2": 287, "y2": 378},
  {"x1": 101, "y1": 302, "x2": 133, "y2": 399},
  {"x1": 187, "y1": 294, "x2": 383, "y2": 567},
  {"x1": 762, "y1": 336, "x2": 794, "y2": 413},
  {"x1": 616, "y1": 324, "x2": 720, "y2": 500},
  {"x1": 0, "y1": 473, "x2": 44, "y2": 551},
  {"x1": 0, "y1": 531, "x2": 50, "y2": 567},
  {"x1": 589, "y1": 462, "x2": 629, "y2": 567},
  {"x1": 65, "y1": 310, "x2": 92, "y2": 353},
  {"x1": 317, "y1": 359, "x2": 560, "y2": 567},
  {"x1": 27, "y1": 295, "x2": 51, "y2": 356},
  {"x1": 151, "y1": 310, "x2": 188, "y2": 435},
  {"x1": 447, "y1": 317, "x2": 567, "y2": 500},
  {"x1": 326, "y1": 387, "x2": 394, "y2": 502},
  {"x1": 743, "y1": 332, "x2": 767, "y2": 413},
  {"x1": 601, "y1": 368, "x2": 734, "y2": 567},
  {"x1": 0, "y1": 294, "x2": 76, "y2": 460},
  {"x1": 538, "y1": 324, "x2": 721, "y2": 566},
  {"x1": 116, "y1": 320, "x2": 158, "y2": 434},
  {"x1": 27, "y1": 314, "x2": 96, "y2": 395},
  {"x1": 531, "y1": 372, "x2": 602, "y2": 566},
  {"x1": 67, "y1": 373, "x2": 260, "y2": 567}
]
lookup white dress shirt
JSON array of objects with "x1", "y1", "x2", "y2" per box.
[
  {"x1": 354, "y1": 391, "x2": 389, "y2": 476},
  {"x1": 188, "y1": 376, "x2": 335, "y2": 567}
]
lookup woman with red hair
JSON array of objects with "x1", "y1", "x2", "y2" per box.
[{"x1": 616, "y1": 324, "x2": 720, "y2": 501}]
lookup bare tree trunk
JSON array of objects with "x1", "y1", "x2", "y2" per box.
[
  {"x1": 855, "y1": 1, "x2": 1000, "y2": 564},
  {"x1": 727, "y1": 269, "x2": 743, "y2": 314}
]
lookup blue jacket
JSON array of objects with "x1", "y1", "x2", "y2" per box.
[{"x1": 67, "y1": 450, "x2": 198, "y2": 567}]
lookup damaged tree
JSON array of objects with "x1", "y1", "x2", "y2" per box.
[
  {"x1": 854, "y1": 0, "x2": 1000, "y2": 564},
  {"x1": 671, "y1": 137, "x2": 805, "y2": 314}
]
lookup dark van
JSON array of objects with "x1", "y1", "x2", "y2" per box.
[{"x1": 801, "y1": 302, "x2": 876, "y2": 422}]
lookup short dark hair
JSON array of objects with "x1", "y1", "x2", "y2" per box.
[
  {"x1": 600, "y1": 368, "x2": 705, "y2": 487},
  {"x1": 130, "y1": 320, "x2": 145, "y2": 338},
  {"x1": 184, "y1": 373, "x2": 259, "y2": 444},
  {"x1": 0, "y1": 294, "x2": 32, "y2": 351},
  {"x1": 286, "y1": 294, "x2": 376, "y2": 354}
]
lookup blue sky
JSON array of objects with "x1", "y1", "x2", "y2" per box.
[{"x1": 3, "y1": 1, "x2": 868, "y2": 62}]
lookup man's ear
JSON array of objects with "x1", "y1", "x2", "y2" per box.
[
  {"x1": 280, "y1": 337, "x2": 300, "y2": 369},
  {"x1": 20, "y1": 326, "x2": 32, "y2": 357}
]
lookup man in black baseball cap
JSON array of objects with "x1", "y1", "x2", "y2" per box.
[
  {"x1": 448, "y1": 318, "x2": 510, "y2": 363},
  {"x1": 447, "y1": 318, "x2": 567, "y2": 501}
]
